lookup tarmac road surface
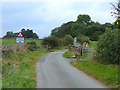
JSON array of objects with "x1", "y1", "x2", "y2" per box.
[{"x1": 36, "y1": 50, "x2": 107, "y2": 88}]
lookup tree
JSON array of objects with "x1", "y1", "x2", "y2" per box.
[
  {"x1": 3, "y1": 31, "x2": 14, "y2": 38},
  {"x1": 102, "y1": 23, "x2": 115, "y2": 29},
  {"x1": 21, "y1": 29, "x2": 39, "y2": 39},
  {"x1": 64, "y1": 34, "x2": 74, "y2": 45},
  {"x1": 42, "y1": 36, "x2": 60, "y2": 48},
  {"x1": 50, "y1": 14, "x2": 114, "y2": 41},
  {"x1": 77, "y1": 34, "x2": 90, "y2": 44},
  {"x1": 51, "y1": 27, "x2": 60, "y2": 37},
  {"x1": 70, "y1": 23, "x2": 86, "y2": 37},
  {"x1": 111, "y1": 0, "x2": 120, "y2": 29},
  {"x1": 77, "y1": 14, "x2": 92, "y2": 25},
  {"x1": 51, "y1": 21, "x2": 74, "y2": 38},
  {"x1": 83, "y1": 25, "x2": 105, "y2": 41}
]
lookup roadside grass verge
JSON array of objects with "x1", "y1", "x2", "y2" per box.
[
  {"x1": 63, "y1": 50, "x2": 89, "y2": 59},
  {"x1": 63, "y1": 41, "x2": 118, "y2": 88},
  {"x1": 71, "y1": 61, "x2": 118, "y2": 88},
  {"x1": 63, "y1": 50, "x2": 75, "y2": 58},
  {"x1": 2, "y1": 51, "x2": 47, "y2": 88}
]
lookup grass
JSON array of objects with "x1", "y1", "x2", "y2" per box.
[
  {"x1": 63, "y1": 41, "x2": 119, "y2": 88},
  {"x1": 89, "y1": 41, "x2": 97, "y2": 48},
  {"x1": 1, "y1": 38, "x2": 69, "y2": 88},
  {"x1": 1, "y1": 39, "x2": 42, "y2": 45},
  {"x1": 1, "y1": 39, "x2": 68, "y2": 88},
  {"x1": 63, "y1": 50, "x2": 75, "y2": 58},
  {"x1": 63, "y1": 41, "x2": 97, "y2": 59},
  {"x1": 63, "y1": 50, "x2": 90, "y2": 59},
  {"x1": 71, "y1": 61, "x2": 118, "y2": 88},
  {"x1": 2, "y1": 51, "x2": 47, "y2": 88}
]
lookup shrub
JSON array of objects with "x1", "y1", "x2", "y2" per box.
[
  {"x1": 77, "y1": 34, "x2": 90, "y2": 44},
  {"x1": 64, "y1": 34, "x2": 74, "y2": 45},
  {"x1": 96, "y1": 28, "x2": 119, "y2": 64},
  {"x1": 27, "y1": 41, "x2": 37, "y2": 51},
  {"x1": 42, "y1": 36, "x2": 60, "y2": 48},
  {"x1": 58, "y1": 38, "x2": 66, "y2": 46},
  {"x1": 2, "y1": 46, "x2": 13, "y2": 55}
]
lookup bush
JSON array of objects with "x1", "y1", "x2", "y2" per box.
[
  {"x1": 42, "y1": 36, "x2": 60, "y2": 48},
  {"x1": 96, "y1": 28, "x2": 119, "y2": 64},
  {"x1": 77, "y1": 34, "x2": 90, "y2": 44},
  {"x1": 27, "y1": 42, "x2": 37, "y2": 51},
  {"x1": 64, "y1": 34, "x2": 74, "y2": 45},
  {"x1": 2, "y1": 46, "x2": 13, "y2": 55},
  {"x1": 58, "y1": 38, "x2": 66, "y2": 46}
]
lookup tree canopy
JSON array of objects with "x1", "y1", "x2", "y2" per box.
[
  {"x1": 51, "y1": 14, "x2": 115, "y2": 41},
  {"x1": 21, "y1": 29, "x2": 39, "y2": 39},
  {"x1": 3, "y1": 29, "x2": 39, "y2": 39}
]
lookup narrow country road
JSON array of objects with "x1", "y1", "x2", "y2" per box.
[{"x1": 36, "y1": 50, "x2": 106, "y2": 88}]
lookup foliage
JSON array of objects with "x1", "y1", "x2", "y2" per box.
[
  {"x1": 77, "y1": 34, "x2": 90, "y2": 44},
  {"x1": 76, "y1": 14, "x2": 91, "y2": 25},
  {"x1": 42, "y1": 36, "x2": 60, "y2": 48},
  {"x1": 96, "y1": 28, "x2": 119, "y2": 64},
  {"x1": 83, "y1": 25, "x2": 105, "y2": 41},
  {"x1": 42, "y1": 35, "x2": 74, "y2": 49},
  {"x1": 3, "y1": 29, "x2": 39, "y2": 39},
  {"x1": 70, "y1": 23, "x2": 86, "y2": 37},
  {"x1": 102, "y1": 23, "x2": 115, "y2": 29},
  {"x1": 110, "y1": 0, "x2": 120, "y2": 29},
  {"x1": 51, "y1": 14, "x2": 114, "y2": 41},
  {"x1": 51, "y1": 21, "x2": 74, "y2": 38},
  {"x1": 3, "y1": 31, "x2": 16, "y2": 38},
  {"x1": 21, "y1": 29, "x2": 39, "y2": 39},
  {"x1": 64, "y1": 34, "x2": 74, "y2": 45},
  {"x1": 58, "y1": 38, "x2": 66, "y2": 46},
  {"x1": 27, "y1": 41, "x2": 37, "y2": 51}
]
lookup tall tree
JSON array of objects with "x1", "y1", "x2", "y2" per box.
[
  {"x1": 77, "y1": 14, "x2": 92, "y2": 25},
  {"x1": 21, "y1": 29, "x2": 39, "y2": 39},
  {"x1": 51, "y1": 21, "x2": 74, "y2": 38},
  {"x1": 111, "y1": 0, "x2": 120, "y2": 29}
]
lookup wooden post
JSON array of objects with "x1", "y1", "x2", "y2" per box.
[
  {"x1": 76, "y1": 55, "x2": 80, "y2": 61},
  {"x1": 47, "y1": 45, "x2": 51, "y2": 52},
  {"x1": 68, "y1": 44, "x2": 71, "y2": 51},
  {"x1": 76, "y1": 47, "x2": 80, "y2": 61}
]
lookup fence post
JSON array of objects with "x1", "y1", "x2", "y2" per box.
[
  {"x1": 76, "y1": 46, "x2": 81, "y2": 61},
  {"x1": 68, "y1": 44, "x2": 71, "y2": 51},
  {"x1": 47, "y1": 45, "x2": 51, "y2": 52}
]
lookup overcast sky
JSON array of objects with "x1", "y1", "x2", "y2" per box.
[{"x1": 1, "y1": 0, "x2": 116, "y2": 39}]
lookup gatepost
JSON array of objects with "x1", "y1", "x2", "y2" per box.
[{"x1": 76, "y1": 46, "x2": 82, "y2": 61}]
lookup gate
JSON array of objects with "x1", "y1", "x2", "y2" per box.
[{"x1": 82, "y1": 48, "x2": 94, "y2": 56}]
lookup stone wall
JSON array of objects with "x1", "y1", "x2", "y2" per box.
[{"x1": 1, "y1": 43, "x2": 28, "y2": 55}]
